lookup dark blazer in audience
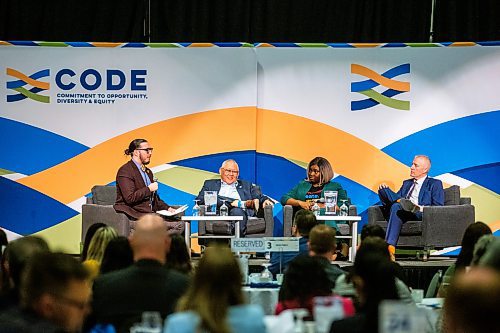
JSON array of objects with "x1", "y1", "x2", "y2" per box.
[{"x1": 90, "y1": 259, "x2": 189, "y2": 332}]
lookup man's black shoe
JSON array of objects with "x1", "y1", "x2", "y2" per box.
[{"x1": 400, "y1": 199, "x2": 419, "y2": 213}]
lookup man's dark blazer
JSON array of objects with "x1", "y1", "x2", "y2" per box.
[
  {"x1": 88, "y1": 259, "x2": 189, "y2": 333},
  {"x1": 195, "y1": 179, "x2": 270, "y2": 217},
  {"x1": 114, "y1": 160, "x2": 170, "y2": 219},
  {"x1": 397, "y1": 177, "x2": 444, "y2": 206}
]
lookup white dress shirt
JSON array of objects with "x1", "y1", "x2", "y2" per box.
[{"x1": 219, "y1": 180, "x2": 241, "y2": 200}]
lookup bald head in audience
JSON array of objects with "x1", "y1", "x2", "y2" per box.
[
  {"x1": 443, "y1": 267, "x2": 500, "y2": 333},
  {"x1": 129, "y1": 214, "x2": 171, "y2": 264}
]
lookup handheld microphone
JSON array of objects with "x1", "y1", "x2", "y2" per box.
[{"x1": 152, "y1": 177, "x2": 159, "y2": 207}]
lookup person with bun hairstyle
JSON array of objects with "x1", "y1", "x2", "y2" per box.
[{"x1": 114, "y1": 139, "x2": 184, "y2": 234}]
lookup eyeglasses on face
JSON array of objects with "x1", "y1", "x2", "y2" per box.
[
  {"x1": 136, "y1": 148, "x2": 154, "y2": 153},
  {"x1": 223, "y1": 168, "x2": 239, "y2": 175}
]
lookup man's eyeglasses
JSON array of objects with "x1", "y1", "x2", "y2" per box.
[
  {"x1": 136, "y1": 148, "x2": 154, "y2": 153},
  {"x1": 223, "y1": 168, "x2": 239, "y2": 175}
]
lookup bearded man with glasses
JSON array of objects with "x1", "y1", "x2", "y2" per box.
[
  {"x1": 195, "y1": 159, "x2": 274, "y2": 236},
  {"x1": 114, "y1": 139, "x2": 184, "y2": 234}
]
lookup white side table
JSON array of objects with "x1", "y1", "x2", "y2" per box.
[
  {"x1": 181, "y1": 215, "x2": 243, "y2": 255},
  {"x1": 315, "y1": 215, "x2": 361, "y2": 261}
]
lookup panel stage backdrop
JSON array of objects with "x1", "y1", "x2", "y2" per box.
[{"x1": 0, "y1": 42, "x2": 499, "y2": 253}]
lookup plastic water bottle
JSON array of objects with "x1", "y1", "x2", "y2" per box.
[
  {"x1": 339, "y1": 200, "x2": 348, "y2": 217},
  {"x1": 192, "y1": 200, "x2": 200, "y2": 216},
  {"x1": 312, "y1": 201, "x2": 320, "y2": 216},
  {"x1": 220, "y1": 200, "x2": 229, "y2": 216}
]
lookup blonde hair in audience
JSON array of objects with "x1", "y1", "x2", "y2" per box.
[
  {"x1": 177, "y1": 245, "x2": 244, "y2": 333},
  {"x1": 86, "y1": 226, "x2": 118, "y2": 264}
]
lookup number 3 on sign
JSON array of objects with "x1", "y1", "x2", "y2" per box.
[{"x1": 379, "y1": 300, "x2": 425, "y2": 333}]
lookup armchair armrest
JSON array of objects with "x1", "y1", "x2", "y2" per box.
[
  {"x1": 81, "y1": 204, "x2": 131, "y2": 240},
  {"x1": 368, "y1": 205, "x2": 385, "y2": 224},
  {"x1": 421, "y1": 204, "x2": 475, "y2": 248},
  {"x1": 460, "y1": 197, "x2": 471, "y2": 205},
  {"x1": 283, "y1": 205, "x2": 294, "y2": 237},
  {"x1": 262, "y1": 205, "x2": 274, "y2": 237},
  {"x1": 348, "y1": 204, "x2": 358, "y2": 216}
]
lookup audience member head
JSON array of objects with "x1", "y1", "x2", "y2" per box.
[
  {"x1": 455, "y1": 222, "x2": 491, "y2": 270},
  {"x1": 360, "y1": 224, "x2": 386, "y2": 242},
  {"x1": 478, "y1": 236, "x2": 500, "y2": 271},
  {"x1": 470, "y1": 234, "x2": 496, "y2": 266},
  {"x1": 279, "y1": 255, "x2": 332, "y2": 308},
  {"x1": 21, "y1": 252, "x2": 91, "y2": 333},
  {"x1": 307, "y1": 157, "x2": 334, "y2": 186},
  {"x1": 350, "y1": 242, "x2": 399, "y2": 332},
  {"x1": 292, "y1": 209, "x2": 317, "y2": 237},
  {"x1": 166, "y1": 234, "x2": 192, "y2": 275},
  {"x1": 308, "y1": 224, "x2": 336, "y2": 258},
  {"x1": 129, "y1": 214, "x2": 170, "y2": 264},
  {"x1": 100, "y1": 236, "x2": 133, "y2": 274},
  {"x1": 443, "y1": 267, "x2": 500, "y2": 333},
  {"x1": 178, "y1": 245, "x2": 243, "y2": 333},
  {"x1": 219, "y1": 159, "x2": 239, "y2": 185},
  {"x1": 85, "y1": 226, "x2": 118, "y2": 264},
  {"x1": 4, "y1": 236, "x2": 50, "y2": 292},
  {"x1": 81, "y1": 223, "x2": 106, "y2": 261},
  {"x1": 356, "y1": 236, "x2": 390, "y2": 258}
]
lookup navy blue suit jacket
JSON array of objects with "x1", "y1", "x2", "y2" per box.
[
  {"x1": 397, "y1": 177, "x2": 445, "y2": 206},
  {"x1": 195, "y1": 179, "x2": 269, "y2": 216}
]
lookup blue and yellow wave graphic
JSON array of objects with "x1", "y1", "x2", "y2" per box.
[
  {"x1": 351, "y1": 63, "x2": 410, "y2": 111},
  {"x1": 6, "y1": 68, "x2": 50, "y2": 103}
]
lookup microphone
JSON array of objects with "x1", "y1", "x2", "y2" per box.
[{"x1": 151, "y1": 177, "x2": 159, "y2": 207}]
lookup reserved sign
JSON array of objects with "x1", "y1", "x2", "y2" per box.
[{"x1": 231, "y1": 237, "x2": 300, "y2": 252}]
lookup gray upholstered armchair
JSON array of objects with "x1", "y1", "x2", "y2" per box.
[
  {"x1": 81, "y1": 185, "x2": 131, "y2": 242},
  {"x1": 282, "y1": 202, "x2": 358, "y2": 237},
  {"x1": 368, "y1": 185, "x2": 475, "y2": 250},
  {"x1": 81, "y1": 185, "x2": 186, "y2": 243},
  {"x1": 197, "y1": 204, "x2": 275, "y2": 238}
]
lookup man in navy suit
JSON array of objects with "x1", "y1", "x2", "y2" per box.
[
  {"x1": 378, "y1": 155, "x2": 444, "y2": 253},
  {"x1": 195, "y1": 159, "x2": 273, "y2": 236}
]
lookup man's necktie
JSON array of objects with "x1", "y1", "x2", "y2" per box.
[{"x1": 406, "y1": 180, "x2": 417, "y2": 199}]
